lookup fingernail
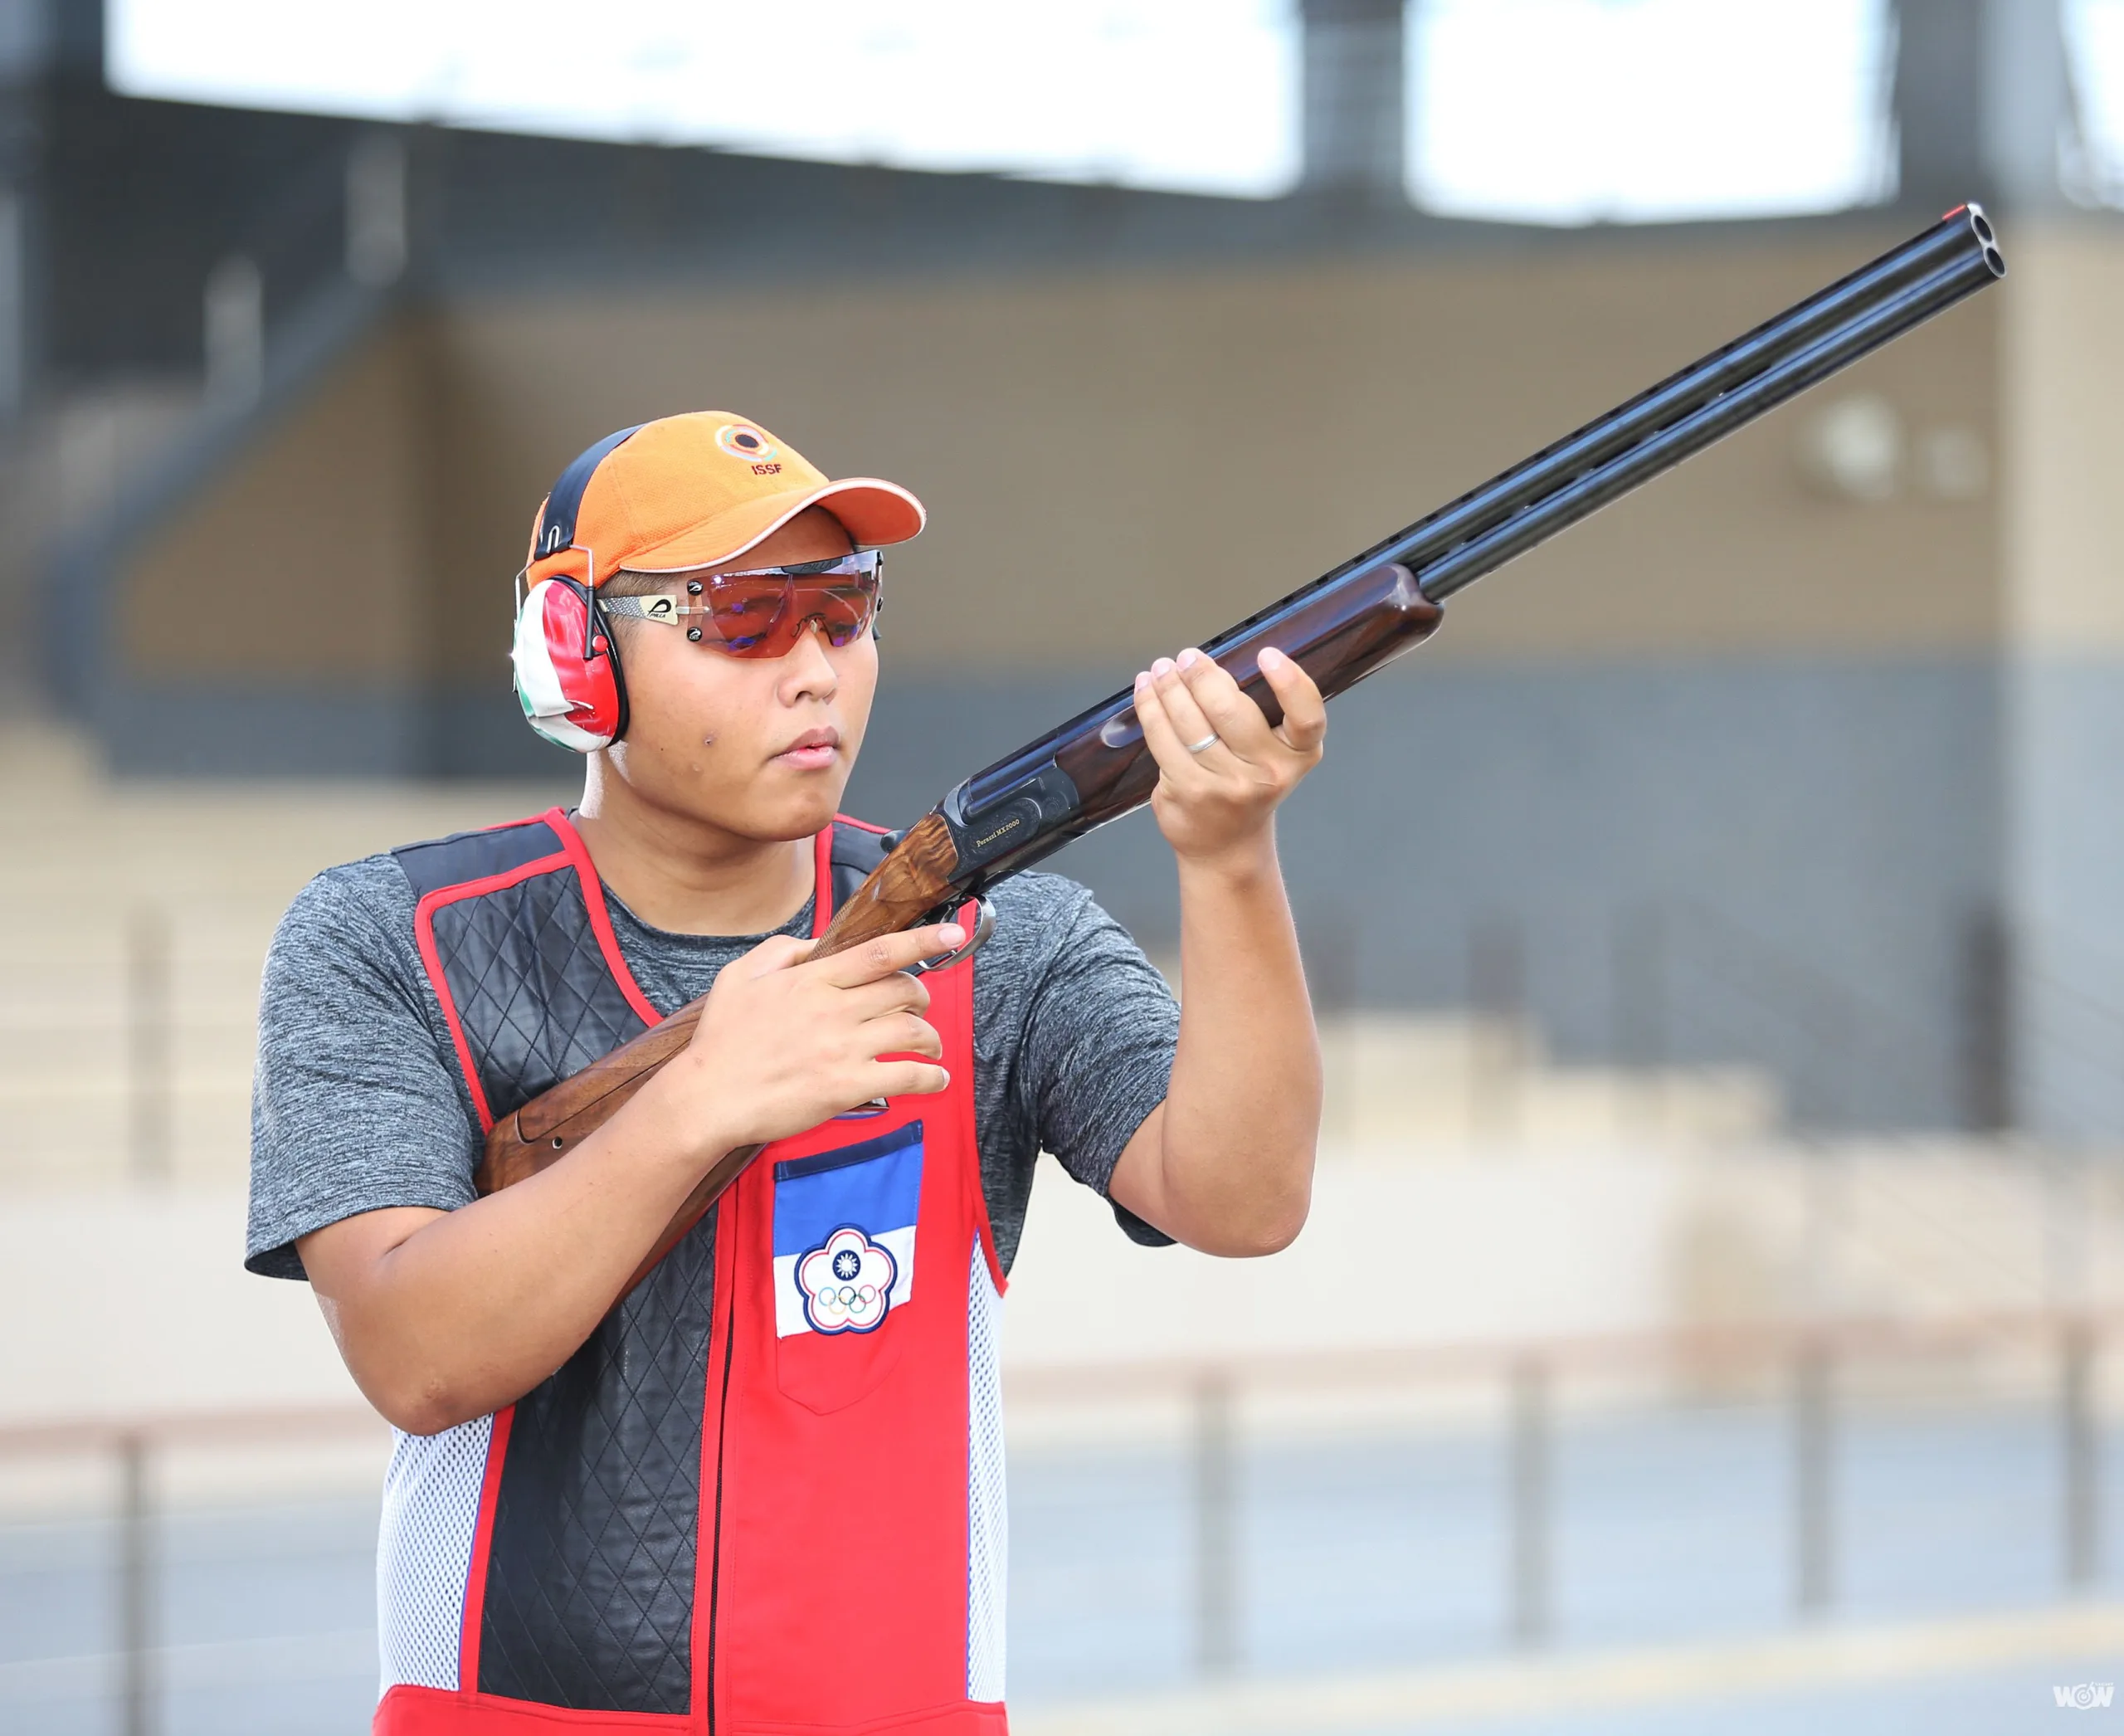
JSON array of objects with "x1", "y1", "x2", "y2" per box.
[
  {"x1": 1259, "y1": 646, "x2": 1286, "y2": 669},
  {"x1": 1176, "y1": 648, "x2": 1202, "y2": 670},
  {"x1": 938, "y1": 924, "x2": 964, "y2": 947},
  {"x1": 1152, "y1": 657, "x2": 1175, "y2": 677}
]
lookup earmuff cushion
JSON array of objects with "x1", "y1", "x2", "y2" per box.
[{"x1": 513, "y1": 578, "x2": 627, "y2": 752}]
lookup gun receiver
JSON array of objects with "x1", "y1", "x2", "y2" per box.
[{"x1": 479, "y1": 203, "x2": 2006, "y2": 1290}]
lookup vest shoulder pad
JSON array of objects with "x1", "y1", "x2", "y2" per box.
[{"x1": 392, "y1": 817, "x2": 564, "y2": 899}]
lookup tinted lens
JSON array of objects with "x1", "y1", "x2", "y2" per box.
[
  {"x1": 702, "y1": 578, "x2": 792, "y2": 652},
  {"x1": 699, "y1": 573, "x2": 878, "y2": 656},
  {"x1": 805, "y1": 581, "x2": 877, "y2": 648}
]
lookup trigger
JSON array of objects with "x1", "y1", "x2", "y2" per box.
[{"x1": 908, "y1": 896, "x2": 996, "y2": 976}]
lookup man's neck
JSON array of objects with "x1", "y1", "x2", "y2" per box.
[{"x1": 572, "y1": 780, "x2": 816, "y2": 939}]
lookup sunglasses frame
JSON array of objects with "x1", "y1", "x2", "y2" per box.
[{"x1": 597, "y1": 549, "x2": 884, "y2": 656}]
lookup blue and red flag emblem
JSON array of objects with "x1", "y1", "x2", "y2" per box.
[{"x1": 772, "y1": 1122, "x2": 922, "y2": 1339}]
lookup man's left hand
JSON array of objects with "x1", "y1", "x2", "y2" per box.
[{"x1": 1133, "y1": 645, "x2": 1327, "y2": 866}]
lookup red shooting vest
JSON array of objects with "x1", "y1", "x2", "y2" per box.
[{"x1": 370, "y1": 809, "x2": 1007, "y2": 1736}]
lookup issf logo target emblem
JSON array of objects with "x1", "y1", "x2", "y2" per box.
[{"x1": 714, "y1": 422, "x2": 780, "y2": 464}]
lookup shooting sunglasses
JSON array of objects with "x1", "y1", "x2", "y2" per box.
[{"x1": 598, "y1": 550, "x2": 882, "y2": 657}]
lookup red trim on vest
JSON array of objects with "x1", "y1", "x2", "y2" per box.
[
  {"x1": 544, "y1": 808, "x2": 663, "y2": 1026},
  {"x1": 374, "y1": 1684, "x2": 1004, "y2": 1736},
  {"x1": 412, "y1": 850, "x2": 572, "y2": 1134},
  {"x1": 459, "y1": 1407, "x2": 515, "y2": 1693},
  {"x1": 946, "y1": 897, "x2": 1005, "y2": 1298},
  {"x1": 813, "y1": 826, "x2": 836, "y2": 931},
  {"x1": 375, "y1": 1682, "x2": 690, "y2": 1733},
  {"x1": 960, "y1": 987, "x2": 1005, "y2": 1300},
  {"x1": 690, "y1": 1196, "x2": 741, "y2": 1728}
]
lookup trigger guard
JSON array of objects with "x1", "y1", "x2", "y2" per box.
[{"x1": 908, "y1": 896, "x2": 996, "y2": 977}]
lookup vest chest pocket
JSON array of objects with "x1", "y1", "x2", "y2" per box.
[{"x1": 770, "y1": 1121, "x2": 923, "y2": 1415}]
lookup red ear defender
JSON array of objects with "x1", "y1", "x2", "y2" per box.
[{"x1": 511, "y1": 577, "x2": 630, "y2": 752}]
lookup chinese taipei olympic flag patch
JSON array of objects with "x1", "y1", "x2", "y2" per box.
[{"x1": 772, "y1": 1122, "x2": 923, "y2": 1338}]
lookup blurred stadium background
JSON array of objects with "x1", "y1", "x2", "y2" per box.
[{"x1": 2, "y1": 0, "x2": 2124, "y2": 1731}]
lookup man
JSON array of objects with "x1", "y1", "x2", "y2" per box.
[{"x1": 248, "y1": 411, "x2": 1327, "y2": 1735}]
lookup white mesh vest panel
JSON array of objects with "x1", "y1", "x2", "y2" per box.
[
  {"x1": 378, "y1": 1413, "x2": 493, "y2": 1695},
  {"x1": 966, "y1": 1241, "x2": 1007, "y2": 1702}
]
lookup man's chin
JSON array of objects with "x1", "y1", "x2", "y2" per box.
[{"x1": 714, "y1": 781, "x2": 855, "y2": 845}]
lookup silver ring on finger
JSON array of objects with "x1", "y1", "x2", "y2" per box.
[{"x1": 1184, "y1": 733, "x2": 1219, "y2": 754}]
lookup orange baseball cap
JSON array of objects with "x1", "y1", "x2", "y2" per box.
[{"x1": 522, "y1": 411, "x2": 925, "y2": 589}]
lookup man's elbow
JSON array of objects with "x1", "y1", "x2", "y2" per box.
[
  {"x1": 1198, "y1": 1163, "x2": 1313, "y2": 1257},
  {"x1": 358, "y1": 1361, "x2": 484, "y2": 1437},
  {"x1": 1225, "y1": 1197, "x2": 1309, "y2": 1257},
  {"x1": 1144, "y1": 1124, "x2": 1318, "y2": 1257},
  {"x1": 378, "y1": 1393, "x2": 468, "y2": 1437}
]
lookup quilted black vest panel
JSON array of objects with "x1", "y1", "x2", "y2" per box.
[
  {"x1": 392, "y1": 816, "x2": 891, "y2": 1715},
  {"x1": 397, "y1": 819, "x2": 649, "y2": 1120}
]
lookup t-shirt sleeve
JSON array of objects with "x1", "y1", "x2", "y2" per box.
[
  {"x1": 246, "y1": 863, "x2": 484, "y2": 1280},
  {"x1": 1012, "y1": 882, "x2": 1181, "y2": 1248}
]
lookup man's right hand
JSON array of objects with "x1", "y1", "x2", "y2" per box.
[{"x1": 642, "y1": 919, "x2": 962, "y2": 1159}]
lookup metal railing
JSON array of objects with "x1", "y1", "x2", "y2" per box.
[
  {"x1": 0, "y1": 1407, "x2": 387, "y2": 1736},
  {"x1": 1002, "y1": 1308, "x2": 2115, "y2": 1678},
  {"x1": 0, "y1": 1309, "x2": 2108, "y2": 1729}
]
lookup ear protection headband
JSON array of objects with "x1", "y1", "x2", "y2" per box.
[{"x1": 511, "y1": 425, "x2": 643, "y2": 753}]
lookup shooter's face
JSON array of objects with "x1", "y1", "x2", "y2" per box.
[{"x1": 600, "y1": 508, "x2": 876, "y2": 842}]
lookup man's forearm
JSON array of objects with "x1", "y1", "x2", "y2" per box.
[
  {"x1": 303, "y1": 1079, "x2": 723, "y2": 1435},
  {"x1": 1112, "y1": 828, "x2": 1323, "y2": 1255}
]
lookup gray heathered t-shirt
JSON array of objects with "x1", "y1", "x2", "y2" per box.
[{"x1": 246, "y1": 849, "x2": 1180, "y2": 1281}]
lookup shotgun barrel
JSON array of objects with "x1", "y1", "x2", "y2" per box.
[
  {"x1": 936, "y1": 203, "x2": 2005, "y2": 891},
  {"x1": 1332, "y1": 202, "x2": 2000, "y2": 602}
]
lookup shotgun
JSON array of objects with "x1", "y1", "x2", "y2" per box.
[{"x1": 479, "y1": 203, "x2": 2005, "y2": 1280}]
